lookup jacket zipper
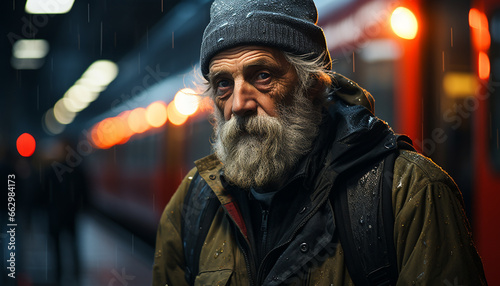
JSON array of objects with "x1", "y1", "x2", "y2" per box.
[
  {"x1": 256, "y1": 208, "x2": 270, "y2": 284},
  {"x1": 222, "y1": 202, "x2": 257, "y2": 285},
  {"x1": 256, "y1": 181, "x2": 334, "y2": 284},
  {"x1": 261, "y1": 209, "x2": 269, "y2": 248},
  {"x1": 235, "y1": 230, "x2": 256, "y2": 286}
]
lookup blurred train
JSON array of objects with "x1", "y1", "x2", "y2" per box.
[{"x1": 79, "y1": 0, "x2": 500, "y2": 283}]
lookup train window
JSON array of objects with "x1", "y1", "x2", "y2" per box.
[{"x1": 490, "y1": 10, "x2": 500, "y2": 171}]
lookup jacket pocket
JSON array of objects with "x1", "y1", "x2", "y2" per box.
[{"x1": 194, "y1": 269, "x2": 233, "y2": 286}]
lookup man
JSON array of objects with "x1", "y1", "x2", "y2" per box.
[{"x1": 153, "y1": 0, "x2": 487, "y2": 285}]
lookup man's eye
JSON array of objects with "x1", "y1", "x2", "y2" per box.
[
  {"x1": 257, "y1": 72, "x2": 271, "y2": 80},
  {"x1": 217, "y1": 80, "x2": 231, "y2": 88}
]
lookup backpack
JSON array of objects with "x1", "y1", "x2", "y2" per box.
[{"x1": 181, "y1": 136, "x2": 415, "y2": 286}]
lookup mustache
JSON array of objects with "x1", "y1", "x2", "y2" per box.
[{"x1": 219, "y1": 114, "x2": 284, "y2": 141}]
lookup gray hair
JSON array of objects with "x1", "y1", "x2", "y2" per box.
[{"x1": 282, "y1": 51, "x2": 333, "y2": 106}]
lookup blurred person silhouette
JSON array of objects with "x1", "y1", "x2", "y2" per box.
[
  {"x1": 2, "y1": 139, "x2": 41, "y2": 285},
  {"x1": 41, "y1": 137, "x2": 88, "y2": 286}
]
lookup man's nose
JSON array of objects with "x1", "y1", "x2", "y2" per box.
[{"x1": 231, "y1": 80, "x2": 258, "y2": 117}]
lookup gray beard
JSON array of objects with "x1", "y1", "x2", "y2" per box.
[{"x1": 213, "y1": 88, "x2": 322, "y2": 189}]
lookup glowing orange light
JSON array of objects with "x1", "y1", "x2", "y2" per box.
[
  {"x1": 97, "y1": 118, "x2": 115, "y2": 149},
  {"x1": 110, "y1": 117, "x2": 128, "y2": 146},
  {"x1": 475, "y1": 29, "x2": 491, "y2": 51},
  {"x1": 146, "y1": 101, "x2": 168, "y2": 128},
  {"x1": 478, "y1": 51, "x2": 490, "y2": 80},
  {"x1": 91, "y1": 117, "x2": 129, "y2": 149},
  {"x1": 391, "y1": 7, "x2": 418, "y2": 40},
  {"x1": 116, "y1": 112, "x2": 133, "y2": 144},
  {"x1": 127, "y1": 107, "x2": 149, "y2": 133},
  {"x1": 469, "y1": 9, "x2": 491, "y2": 51},
  {"x1": 469, "y1": 8, "x2": 482, "y2": 29},
  {"x1": 167, "y1": 101, "x2": 189, "y2": 126},
  {"x1": 16, "y1": 133, "x2": 36, "y2": 157},
  {"x1": 469, "y1": 8, "x2": 488, "y2": 30},
  {"x1": 90, "y1": 124, "x2": 104, "y2": 148}
]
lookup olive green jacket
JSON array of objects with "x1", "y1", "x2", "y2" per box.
[{"x1": 152, "y1": 150, "x2": 486, "y2": 285}]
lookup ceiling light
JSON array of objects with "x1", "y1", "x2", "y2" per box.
[
  {"x1": 81, "y1": 60, "x2": 119, "y2": 87},
  {"x1": 25, "y1": 0, "x2": 75, "y2": 14},
  {"x1": 43, "y1": 109, "x2": 66, "y2": 135},
  {"x1": 13, "y1": 39, "x2": 49, "y2": 59},
  {"x1": 65, "y1": 84, "x2": 99, "y2": 104},
  {"x1": 53, "y1": 99, "x2": 76, "y2": 124}
]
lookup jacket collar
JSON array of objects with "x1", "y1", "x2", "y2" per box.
[
  {"x1": 324, "y1": 101, "x2": 398, "y2": 175},
  {"x1": 195, "y1": 154, "x2": 249, "y2": 239}
]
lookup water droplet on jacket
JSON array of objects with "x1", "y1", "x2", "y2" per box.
[
  {"x1": 262, "y1": 29, "x2": 266, "y2": 34},
  {"x1": 214, "y1": 252, "x2": 219, "y2": 258},
  {"x1": 217, "y1": 38, "x2": 224, "y2": 43},
  {"x1": 368, "y1": 224, "x2": 372, "y2": 229},
  {"x1": 246, "y1": 11, "x2": 254, "y2": 18},
  {"x1": 359, "y1": 217, "x2": 364, "y2": 224},
  {"x1": 220, "y1": 22, "x2": 228, "y2": 28}
]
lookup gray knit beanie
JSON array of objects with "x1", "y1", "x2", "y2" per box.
[{"x1": 200, "y1": 0, "x2": 332, "y2": 78}]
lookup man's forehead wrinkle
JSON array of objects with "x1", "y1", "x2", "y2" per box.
[{"x1": 209, "y1": 48, "x2": 285, "y2": 79}]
